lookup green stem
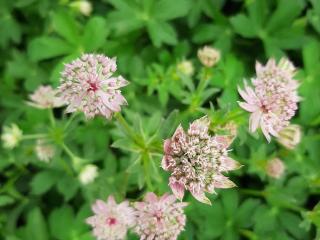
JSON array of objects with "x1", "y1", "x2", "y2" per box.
[
  {"x1": 61, "y1": 143, "x2": 81, "y2": 168},
  {"x1": 48, "y1": 108, "x2": 56, "y2": 127},
  {"x1": 64, "y1": 112, "x2": 79, "y2": 131},
  {"x1": 22, "y1": 134, "x2": 47, "y2": 140},
  {"x1": 239, "y1": 229, "x2": 259, "y2": 240},
  {"x1": 240, "y1": 188, "x2": 266, "y2": 197}
]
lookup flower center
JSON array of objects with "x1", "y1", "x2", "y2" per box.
[
  {"x1": 153, "y1": 211, "x2": 163, "y2": 222},
  {"x1": 88, "y1": 81, "x2": 99, "y2": 92},
  {"x1": 106, "y1": 217, "x2": 117, "y2": 226}
]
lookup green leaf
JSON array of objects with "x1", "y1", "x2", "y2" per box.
[
  {"x1": 147, "y1": 20, "x2": 177, "y2": 47},
  {"x1": 221, "y1": 189, "x2": 239, "y2": 218},
  {"x1": 153, "y1": 0, "x2": 191, "y2": 21},
  {"x1": 49, "y1": 205, "x2": 74, "y2": 240},
  {"x1": 52, "y1": 10, "x2": 79, "y2": 44},
  {"x1": 25, "y1": 208, "x2": 49, "y2": 240},
  {"x1": 57, "y1": 175, "x2": 79, "y2": 201},
  {"x1": 236, "y1": 198, "x2": 260, "y2": 228},
  {"x1": 279, "y1": 211, "x2": 307, "y2": 239},
  {"x1": 28, "y1": 36, "x2": 73, "y2": 61},
  {"x1": 0, "y1": 195, "x2": 15, "y2": 206},
  {"x1": 30, "y1": 170, "x2": 60, "y2": 195},
  {"x1": 230, "y1": 14, "x2": 257, "y2": 38},
  {"x1": 82, "y1": 17, "x2": 109, "y2": 51}
]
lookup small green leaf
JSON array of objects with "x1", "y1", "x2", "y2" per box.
[
  {"x1": 52, "y1": 10, "x2": 79, "y2": 44},
  {"x1": 49, "y1": 205, "x2": 74, "y2": 240},
  {"x1": 25, "y1": 208, "x2": 49, "y2": 240},
  {"x1": 57, "y1": 175, "x2": 79, "y2": 201},
  {"x1": 82, "y1": 17, "x2": 109, "y2": 51},
  {"x1": 147, "y1": 20, "x2": 177, "y2": 47},
  {"x1": 30, "y1": 170, "x2": 60, "y2": 195},
  {"x1": 230, "y1": 14, "x2": 257, "y2": 38}
]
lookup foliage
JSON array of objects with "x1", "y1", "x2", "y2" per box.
[{"x1": 0, "y1": 0, "x2": 319, "y2": 239}]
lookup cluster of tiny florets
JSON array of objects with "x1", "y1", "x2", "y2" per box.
[
  {"x1": 87, "y1": 193, "x2": 186, "y2": 240},
  {"x1": 238, "y1": 58, "x2": 300, "y2": 142},
  {"x1": 133, "y1": 192, "x2": 187, "y2": 240},
  {"x1": 28, "y1": 85, "x2": 65, "y2": 109},
  {"x1": 86, "y1": 196, "x2": 135, "y2": 240},
  {"x1": 58, "y1": 54, "x2": 129, "y2": 119},
  {"x1": 162, "y1": 116, "x2": 241, "y2": 205},
  {"x1": 35, "y1": 140, "x2": 55, "y2": 162}
]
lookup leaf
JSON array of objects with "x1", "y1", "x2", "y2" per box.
[
  {"x1": 221, "y1": 189, "x2": 239, "y2": 218},
  {"x1": 49, "y1": 205, "x2": 74, "y2": 240},
  {"x1": 56, "y1": 175, "x2": 79, "y2": 201},
  {"x1": 30, "y1": 170, "x2": 60, "y2": 195},
  {"x1": 153, "y1": 0, "x2": 191, "y2": 21},
  {"x1": 230, "y1": 14, "x2": 257, "y2": 38},
  {"x1": 28, "y1": 36, "x2": 73, "y2": 61},
  {"x1": 52, "y1": 10, "x2": 79, "y2": 44},
  {"x1": 236, "y1": 198, "x2": 260, "y2": 228},
  {"x1": 279, "y1": 211, "x2": 307, "y2": 239},
  {"x1": 0, "y1": 195, "x2": 15, "y2": 206},
  {"x1": 147, "y1": 20, "x2": 177, "y2": 47},
  {"x1": 25, "y1": 208, "x2": 49, "y2": 240},
  {"x1": 82, "y1": 17, "x2": 109, "y2": 51}
]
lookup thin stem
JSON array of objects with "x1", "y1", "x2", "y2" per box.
[
  {"x1": 64, "y1": 112, "x2": 79, "y2": 131},
  {"x1": 240, "y1": 188, "x2": 266, "y2": 197},
  {"x1": 22, "y1": 134, "x2": 47, "y2": 140},
  {"x1": 48, "y1": 108, "x2": 56, "y2": 127},
  {"x1": 61, "y1": 143, "x2": 81, "y2": 169}
]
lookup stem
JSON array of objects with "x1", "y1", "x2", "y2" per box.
[
  {"x1": 240, "y1": 188, "x2": 266, "y2": 197},
  {"x1": 64, "y1": 112, "x2": 79, "y2": 131},
  {"x1": 61, "y1": 143, "x2": 80, "y2": 168},
  {"x1": 48, "y1": 108, "x2": 56, "y2": 127},
  {"x1": 239, "y1": 229, "x2": 258, "y2": 240},
  {"x1": 22, "y1": 134, "x2": 47, "y2": 140}
]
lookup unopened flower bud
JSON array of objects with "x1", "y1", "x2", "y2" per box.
[
  {"x1": 79, "y1": 164, "x2": 98, "y2": 185},
  {"x1": 1, "y1": 124, "x2": 23, "y2": 149},
  {"x1": 70, "y1": 0, "x2": 92, "y2": 16},
  {"x1": 197, "y1": 46, "x2": 221, "y2": 67},
  {"x1": 277, "y1": 124, "x2": 301, "y2": 149},
  {"x1": 266, "y1": 158, "x2": 285, "y2": 179},
  {"x1": 177, "y1": 60, "x2": 194, "y2": 77},
  {"x1": 35, "y1": 140, "x2": 55, "y2": 162}
]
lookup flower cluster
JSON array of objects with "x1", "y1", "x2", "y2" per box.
[
  {"x1": 28, "y1": 85, "x2": 65, "y2": 109},
  {"x1": 78, "y1": 164, "x2": 98, "y2": 185},
  {"x1": 162, "y1": 116, "x2": 241, "y2": 205},
  {"x1": 133, "y1": 192, "x2": 187, "y2": 240},
  {"x1": 277, "y1": 124, "x2": 301, "y2": 149},
  {"x1": 1, "y1": 124, "x2": 23, "y2": 149},
  {"x1": 86, "y1": 196, "x2": 135, "y2": 240},
  {"x1": 58, "y1": 54, "x2": 129, "y2": 119},
  {"x1": 238, "y1": 58, "x2": 300, "y2": 142},
  {"x1": 87, "y1": 193, "x2": 186, "y2": 240},
  {"x1": 266, "y1": 158, "x2": 286, "y2": 179},
  {"x1": 35, "y1": 140, "x2": 55, "y2": 162},
  {"x1": 197, "y1": 46, "x2": 221, "y2": 67}
]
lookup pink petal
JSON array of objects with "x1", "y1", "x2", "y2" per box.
[
  {"x1": 161, "y1": 155, "x2": 172, "y2": 171},
  {"x1": 220, "y1": 157, "x2": 242, "y2": 171},
  {"x1": 249, "y1": 111, "x2": 262, "y2": 132},
  {"x1": 163, "y1": 139, "x2": 172, "y2": 154},
  {"x1": 239, "y1": 102, "x2": 258, "y2": 112},
  {"x1": 92, "y1": 200, "x2": 107, "y2": 214},
  {"x1": 169, "y1": 177, "x2": 185, "y2": 201},
  {"x1": 260, "y1": 120, "x2": 271, "y2": 142},
  {"x1": 213, "y1": 175, "x2": 236, "y2": 189},
  {"x1": 145, "y1": 192, "x2": 158, "y2": 203},
  {"x1": 189, "y1": 188, "x2": 211, "y2": 205}
]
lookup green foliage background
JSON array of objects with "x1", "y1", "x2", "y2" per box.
[{"x1": 0, "y1": 0, "x2": 320, "y2": 239}]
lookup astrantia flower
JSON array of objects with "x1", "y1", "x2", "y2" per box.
[
  {"x1": 162, "y1": 116, "x2": 241, "y2": 205},
  {"x1": 28, "y1": 85, "x2": 65, "y2": 109},
  {"x1": 133, "y1": 192, "x2": 187, "y2": 240},
  {"x1": 78, "y1": 164, "x2": 98, "y2": 185},
  {"x1": 266, "y1": 158, "x2": 286, "y2": 179},
  {"x1": 277, "y1": 124, "x2": 301, "y2": 150},
  {"x1": 197, "y1": 46, "x2": 220, "y2": 67},
  {"x1": 35, "y1": 140, "x2": 55, "y2": 162},
  {"x1": 58, "y1": 54, "x2": 129, "y2": 119},
  {"x1": 238, "y1": 58, "x2": 300, "y2": 142},
  {"x1": 1, "y1": 124, "x2": 23, "y2": 149},
  {"x1": 86, "y1": 196, "x2": 135, "y2": 240}
]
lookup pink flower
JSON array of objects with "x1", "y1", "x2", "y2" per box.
[
  {"x1": 266, "y1": 158, "x2": 286, "y2": 179},
  {"x1": 28, "y1": 85, "x2": 65, "y2": 109},
  {"x1": 238, "y1": 58, "x2": 300, "y2": 142},
  {"x1": 58, "y1": 54, "x2": 129, "y2": 119},
  {"x1": 277, "y1": 124, "x2": 301, "y2": 149},
  {"x1": 162, "y1": 116, "x2": 241, "y2": 205},
  {"x1": 86, "y1": 196, "x2": 135, "y2": 240},
  {"x1": 133, "y1": 192, "x2": 187, "y2": 240}
]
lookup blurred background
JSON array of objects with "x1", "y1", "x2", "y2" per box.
[{"x1": 0, "y1": 0, "x2": 320, "y2": 239}]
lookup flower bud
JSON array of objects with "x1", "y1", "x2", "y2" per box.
[
  {"x1": 277, "y1": 124, "x2": 301, "y2": 149},
  {"x1": 197, "y1": 46, "x2": 221, "y2": 67},
  {"x1": 78, "y1": 164, "x2": 98, "y2": 185},
  {"x1": 266, "y1": 158, "x2": 285, "y2": 179},
  {"x1": 1, "y1": 124, "x2": 23, "y2": 149},
  {"x1": 70, "y1": 1, "x2": 92, "y2": 16},
  {"x1": 35, "y1": 140, "x2": 55, "y2": 162},
  {"x1": 177, "y1": 60, "x2": 194, "y2": 77}
]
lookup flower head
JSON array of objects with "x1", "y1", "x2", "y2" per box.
[
  {"x1": 1, "y1": 124, "x2": 23, "y2": 149},
  {"x1": 133, "y1": 192, "x2": 187, "y2": 240},
  {"x1": 86, "y1": 196, "x2": 135, "y2": 240},
  {"x1": 177, "y1": 60, "x2": 194, "y2": 77},
  {"x1": 70, "y1": 0, "x2": 92, "y2": 16},
  {"x1": 58, "y1": 54, "x2": 129, "y2": 119},
  {"x1": 35, "y1": 140, "x2": 55, "y2": 162},
  {"x1": 28, "y1": 85, "x2": 65, "y2": 109},
  {"x1": 266, "y1": 158, "x2": 286, "y2": 179},
  {"x1": 78, "y1": 164, "x2": 98, "y2": 185},
  {"x1": 197, "y1": 46, "x2": 220, "y2": 67},
  {"x1": 238, "y1": 58, "x2": 300, "y2": 142},
  {"x1": 277, "y1": 124, "x2": 301, "y2": 149},
  {"x1": 162, "y1": 116, "x2": 241, "y2": 205}
]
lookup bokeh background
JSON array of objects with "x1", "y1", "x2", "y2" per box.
[{"x1": 1, "y1": 0, "x2": 320, "y2": 239}]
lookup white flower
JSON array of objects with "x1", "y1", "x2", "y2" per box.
[
  {"x1": 197, "y1": 46, "x2": 221, "y2": 67},
  {"x1": 79, "y1": 164, "x2": 98, "y2": 185},
  {"x1": 177, "y1": 60, "x2": 194, "y2": 77},
  {"x1": 35, "y1": 140, "x2": 55, "y2": 162},
  {"x1": 1, "y1": 124, "x2": 23, "y2": 149},
  {"x1": 70, "y1": 0, "x2": 92, "y2": 16}
]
